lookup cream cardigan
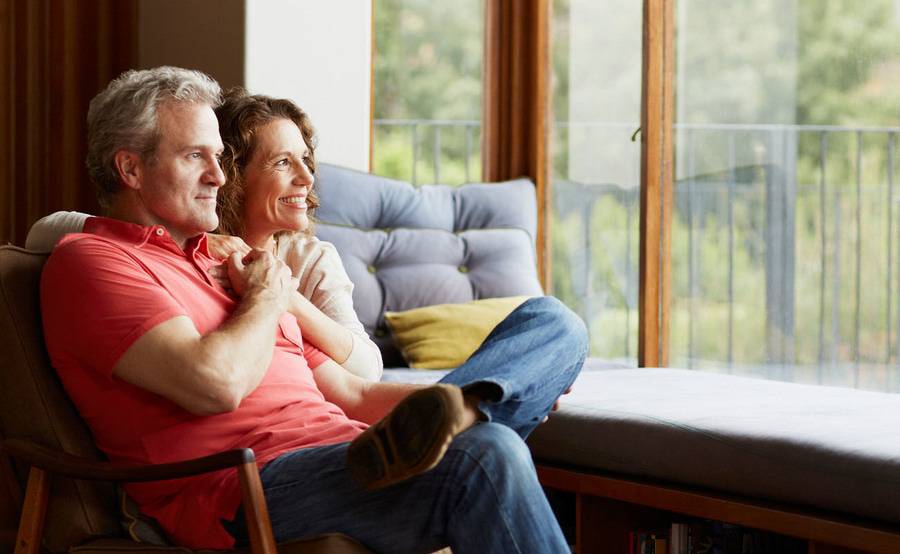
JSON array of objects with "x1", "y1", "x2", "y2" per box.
[{"x1": 26, "y1": 211, "x2": 383, "y2": 379}]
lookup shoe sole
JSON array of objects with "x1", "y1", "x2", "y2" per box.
[{"x1": 347, "y1": 384, "x2": 466, "y2": 490}]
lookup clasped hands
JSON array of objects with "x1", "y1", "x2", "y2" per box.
[{"x1": 205, "y1": 235, "x2": 297, "y2": 310}]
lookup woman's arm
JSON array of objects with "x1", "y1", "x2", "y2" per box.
[
  {"x1": 310, "y1": 358, "x2": 415, "y2": 423},
  {"x1": 208, "y1": 233, "x2": 384, "y2": 380},
  {"x1": 281, "y1": 236, "x2": 384, "y2": 381},
  {"x1": 26, "y1": 211, "x2": 90, "y2": 251}
]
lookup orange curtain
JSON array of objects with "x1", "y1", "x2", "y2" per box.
[
  {"x1": 0, "y1": 0, "x2": 137, "y2": 247},
  {"x1": 482, "y1": 0, "x2": 551, "y2": 287},
  {"x1": 0, "y1": 0, "x2": 136, "y2": 541}
]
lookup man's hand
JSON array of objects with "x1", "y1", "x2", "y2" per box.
[{"x1": 226, "y1": 249, "x2": 298, "y2": 311}]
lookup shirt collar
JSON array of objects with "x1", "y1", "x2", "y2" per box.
[{"x1": 83, "y1": 216, "x2": 211, "y2": 257}]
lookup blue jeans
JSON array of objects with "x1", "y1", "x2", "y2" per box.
[{"x1": 225, "y1": 296, "x2": 588, "y2": 553}]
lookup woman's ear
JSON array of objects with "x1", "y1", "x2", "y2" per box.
[{"x1": 113, "y1": 150, "x2": 143, "y2": 190}]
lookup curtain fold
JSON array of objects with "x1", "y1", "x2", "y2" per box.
[
  {"x1": 0, "y1": 0, "x2": 137, "y2": 246},
  {"x1": 482, "y1": 0, "x2": 550, "y2": 286}
]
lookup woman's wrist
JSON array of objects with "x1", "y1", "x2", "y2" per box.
[{"x1": 288, "y1": 290, "x2": 311, "y2": 322}]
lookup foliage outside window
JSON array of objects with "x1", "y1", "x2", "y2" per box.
[{"x1": 373, "y1": 0, "x2": 483, "y2": 186}]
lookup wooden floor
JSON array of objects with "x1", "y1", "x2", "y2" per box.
[{"x1": 537, "y1": 465, "x2": 900, "y2": 553}]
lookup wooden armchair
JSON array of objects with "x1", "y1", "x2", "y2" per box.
[{"x1": 0, "y1": 246, "x2": 369, "y2": 554}]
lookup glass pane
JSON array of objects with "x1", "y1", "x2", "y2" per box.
[
  {"x1": 550, "y1": 0, "x2": 642, "y2": 365},
  {"x1": 672, "y1": 0, "x2": 900, "y2": 391},
  {"x1": 372, "y1": 0, "x2": 483, "y2": 186}
]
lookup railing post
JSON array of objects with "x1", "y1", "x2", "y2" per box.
[
  {"x1": 465, "y1": 124, "x2": 472, "y2": 182},
  {"x1": 887, "y1": 132, "x2": 894, "y2": 366},
  {"x1": 411, "y1": 123, "x2": 418, "y2": 185},
  {"x1": 433, "y1": 126, "x2": 441, "y2": 184},
  {"x1": 687, "y1": 127, "x2": 696, "y2": 368},
  {"x1": 763, "y1": 127, "x2": 796, "y2": 371},
  {"x1": 832, "y1": 187, "x2": 842, "y2": 369},
  {"x1": 727, "y1": 131, "x2": 736, "y2": 370},
  {"x1": 818, "y1": 132, "x2": 829, "y2": 376},
  {"x1": 583, "y1": 196, "x2": 594, "y2": 331},
  {"x1": 625, "y1": 188, "x2": 634, "y2": 359},
  {"x1": 854, "y1": 130, "x2": 863, "y2": 384}
]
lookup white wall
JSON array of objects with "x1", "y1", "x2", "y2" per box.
[{"x1": 245, "y1": 0, "x2": 372, "y2": 171}]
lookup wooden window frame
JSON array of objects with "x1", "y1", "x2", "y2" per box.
[
  {"x1": 369, "y1": 0, "x2": 675, "y2": 366},
  {"x1": 638, "y1": 0, "x2": 675, "y2": 367},
  {"x1": 479, "y1": 0, "x2": 674, "y2": 366}
]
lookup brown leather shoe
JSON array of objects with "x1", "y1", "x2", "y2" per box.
[{"x1": 347, "y1": 384, "x2": 467, "y2": 490}]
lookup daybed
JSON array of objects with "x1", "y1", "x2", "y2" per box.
[{"x1": 313, "y1": 163, "x2": 900, "y2": 554}]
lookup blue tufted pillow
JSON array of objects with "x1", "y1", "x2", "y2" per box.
[
  {"x1": 314, "y1": 164, "x2": 537, "y2": 239},
  {"x1": 314, "y1": 164, "x2": 543, "y2": 367}
]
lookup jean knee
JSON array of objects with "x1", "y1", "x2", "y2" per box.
[
  {"x1": 527, "y1": 296, "x2": 588, "y2": 353},
  {"x1": 452, "y1": 423, "x2": 535, "y2": 478}
]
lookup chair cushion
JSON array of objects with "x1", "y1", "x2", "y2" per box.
[
  {"x1": 0, "y1": 246, "x2": 121, "y2": 551},
  {"x1": 528, "y1": 368, "x2": 900, "y2": 526},
  {"x1": 314, "y1": 164, "x2": 542, "y2": 366}
]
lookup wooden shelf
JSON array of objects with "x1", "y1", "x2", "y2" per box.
[{"x1": 538, "y1": 465, "x2": 900, "y2": 553}]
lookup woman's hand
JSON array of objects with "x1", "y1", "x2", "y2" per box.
[
  {"x1": 208, "y1": 263, "x2": 236, "y2": 296},
  {"x1": 207, "y1": 233, "x2": 252, "y2": 260},
  {"x1": 543, "y1": 385, "x2": 573, "y2": 423},
  {"x1": 206, "y1": 235, "x2": 253, "y2": 295},
  {"x1": 206, "y1": 233, "x2": 253, "y2": 297}
]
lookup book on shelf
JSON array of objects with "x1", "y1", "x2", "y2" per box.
[
  {"x1": 627, "y1": 531, "x2": 668, "y2": 554},
  {"x1": 670, "y1": 522, "x2": 688, "y2": 554},
  {"x1": 629, "y1": 519, "x2": 806, "y2": 553}
]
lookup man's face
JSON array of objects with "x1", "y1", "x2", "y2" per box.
[{"x1": 136, "y1": 101, "x2": 225, "y2": 244}]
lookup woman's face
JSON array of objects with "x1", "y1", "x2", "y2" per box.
[{"x1": 241, "y1": 118, "x2": 314, "y2": 243}]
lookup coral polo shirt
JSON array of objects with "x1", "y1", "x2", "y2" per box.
[{"x1": 40, "y1": 217, "x2": 367, "y2": 549}]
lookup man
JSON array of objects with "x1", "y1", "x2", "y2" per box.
[{"x1": 41, "y1": 66, "x2": 587, "y2": 553}]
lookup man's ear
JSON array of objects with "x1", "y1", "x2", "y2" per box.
[{"x1": 113, "y1": 150, "x2": 143, "y2": 191}]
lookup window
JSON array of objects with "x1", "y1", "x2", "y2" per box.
[
  {"x1": 549, "y1": 0, "x2": 643, "y2": 365},
  {"x1": 372, "y1": 0, "x2": 483, "y2": 186},
  {"x1": 670, "y1": 0, "x2": 900, "y2": 391}
]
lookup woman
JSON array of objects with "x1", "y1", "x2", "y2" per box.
[
  {"x1": 25, "y1": 90, "x2": 382, "y2": 381},
  {"x1": 214, "y1": 89, "x2": 381, "y2": 380}
]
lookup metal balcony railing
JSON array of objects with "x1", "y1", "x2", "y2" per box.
[
  {"x1": 373, "y1": 119, "x2": 900, "y2": 389},
  {"x1": 373, "y1": 119, "x2": 481, "y2": 185}
]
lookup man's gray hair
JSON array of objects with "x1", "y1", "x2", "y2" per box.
[{"x1": 86, "y1": 66, "x2": 222, "y2": 207}]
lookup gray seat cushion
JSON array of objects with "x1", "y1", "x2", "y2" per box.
[
  {"x1": 528, "y1": 368, "x2": 900, "y2": 526},
  {"x1": 314, "y1": 164, "x2": 543, "y2": 367}
]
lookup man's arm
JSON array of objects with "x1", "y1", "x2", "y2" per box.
[{"x1": 113, "y1": 250, "x2": 295, "y2": 416}]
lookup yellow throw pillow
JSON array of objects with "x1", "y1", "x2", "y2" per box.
[{"x1": 384, "y1": 296, "x2": 533, "y2": 369}]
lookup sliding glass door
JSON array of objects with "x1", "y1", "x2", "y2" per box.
[{"x1": 671, "y1": 0, "x2": 900, "y2": 390}]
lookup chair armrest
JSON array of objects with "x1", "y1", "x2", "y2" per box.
[
  {"x1": 2, "y1": 438, "x2": 278, "y2": 554},
  {"x1": 1, "y1": 437, "x2": 254, "y2": 481}
]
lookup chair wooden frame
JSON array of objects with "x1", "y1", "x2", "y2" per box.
[{"x1": 2, "y1": 439, "x2": 277, "y2": 554}]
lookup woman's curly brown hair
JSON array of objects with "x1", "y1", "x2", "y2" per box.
[{"x1": 215, "y1": 87, "x2": 320, "y2": 237}]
